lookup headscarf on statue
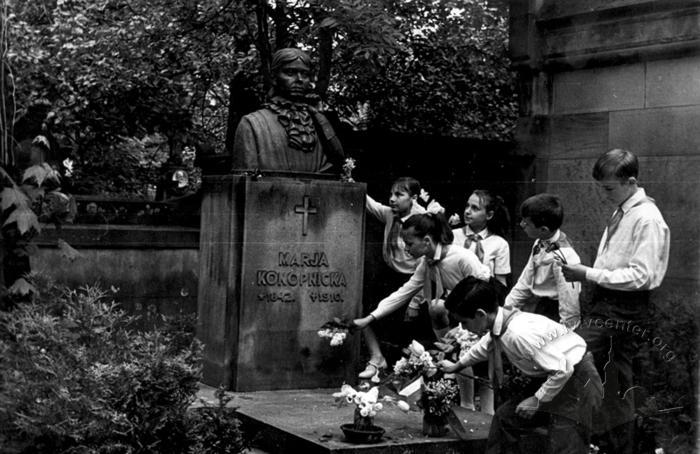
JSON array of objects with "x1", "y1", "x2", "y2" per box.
[{"x1": 264, "y1": 48, "x2": 345, "y2": 170}]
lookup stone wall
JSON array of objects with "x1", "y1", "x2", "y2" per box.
[
  {"x1": 509, "y1": 0, "x2": 700, "y2": 307},
  {"x1": 32, "y1": 224, "x2": 199, "y2": 317}
]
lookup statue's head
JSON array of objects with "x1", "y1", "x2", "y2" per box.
[{"x1": 271, "y1": 48, "x2": 312, "y2": 101}]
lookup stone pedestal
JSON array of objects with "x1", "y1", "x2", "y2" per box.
[{"x1": 197, "y1": 173, "x2": 365, "y2": 391}]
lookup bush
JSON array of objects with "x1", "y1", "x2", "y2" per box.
[{"x1": 0, "y1": 279, "x2": 245, "y2": 454}]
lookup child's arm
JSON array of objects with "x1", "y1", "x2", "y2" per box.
[
  {"x1": 362, "y1": 261, "x2": 425, "y2": 322},
  {"x1": 555, "y1": 246, "x2": 581, "y2": 329},
  {"x1": 530, "y1": 335, "x2": 583, "y2": 404},
  {"x1": 365, "y1": 194, "x2": 391, "y2": 223},
  {"x1": 493, "y1": 238, "x2": 511, "y2": 287},
  {"x1": 587, "y1": 220, "x2": 669, "y2": 289},
  {"x1": 504, "y1": 256, "x2": 535, "y2": 309},
  {"x1": 562, "y1": 219, "x2": 669, "y2": 289},
  {"x1": 439, "y1": 334, "x2": 491, "y2": 373}
]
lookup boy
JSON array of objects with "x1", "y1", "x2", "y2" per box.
[
  {"x1": 561, "y1": 149, "x2": 670, "y2": 454},
  {"x1": 440, "y1": 277, "x2": 602, "y2": 454},
  {"x1": 506, "y1": 193, "x2": 581, "y2": 329}
]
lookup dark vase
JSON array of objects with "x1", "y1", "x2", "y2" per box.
[
  {"x1": 422, "y1": 412, "x2": 449, "y2": 437},
  {"x1": 340, "y1": 407, "x2": 385, "y2": 443}
]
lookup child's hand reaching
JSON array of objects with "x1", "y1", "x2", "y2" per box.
[
  {"x1": 351, "y1": 315, "x2": 374, "y2": 330},
  {"x1": 438, "y1": 359, "x2": 461, "y2": 374}
]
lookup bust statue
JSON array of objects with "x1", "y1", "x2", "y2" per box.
[{"x1": 232, "y1": 48, "x2": 345, "y2": 173}]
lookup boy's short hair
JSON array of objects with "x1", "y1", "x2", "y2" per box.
[
  {"x1": 445, "y1": 277, "x2": 504, "y2": 318},
  {"x1": 392, "y1": 176, "x2": 421, "y2": 197},
  {"x1": 592, "y1": 148, "x2": 639, "y2": 181},
  {"x1": 520, "y1": 193, "x2": 563, "y2": 231}
]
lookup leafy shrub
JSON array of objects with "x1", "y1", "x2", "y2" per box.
[{"x1": 0, "y1": 279, "x2": 245, "y2": 454}]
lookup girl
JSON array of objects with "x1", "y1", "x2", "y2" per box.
[
  {"x1": 353, "y1": 213, "x2": 491, "y2": 379},
  {"x1": 360, "y1": 177, "x2": 426, "y2": 380},
  {"x1": 453, "y1": 189, "x2": 511, "y2": 286},
  {"x1": 451, "y1": 189, "x2": 511, "y2": 414}
]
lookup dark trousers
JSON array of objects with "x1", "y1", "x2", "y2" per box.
[
  {"x1": 521, "y1": 296, "x2": 559, "y2": 323},
  {"x1": 575, "y1": 286, "x2": 650, "y2": 454},
  {"x1": 487, "y1": 353, "x2": 602, "y2": 454}
]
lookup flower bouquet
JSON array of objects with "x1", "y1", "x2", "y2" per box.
[
  {"x1": 317, "y1": 317, "x2": 352, "y2": 347},
  {"x1": 391, "y1": 340, "x2": 459, "y2": 437},
  {"x1": 333, "y1": 384, "x2": 409, "y2": 443},
  {"x1": 420, "y1": 376, "x2": 460, "y2": 436},
  {"x1": 392, "y1": 340, "x2": 439, "y2": 381},
  {"x1": 341, "y1": 158, "x2": 356, "y2": 183},
  {"x1": 434, "y1": 324, "x2": 481, "y2": 363}
]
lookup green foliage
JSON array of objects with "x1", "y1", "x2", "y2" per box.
[
  {"x1": 7, "y1": 0, "x2": 515, "y2": 199},
  {"x1": 187, "y1": 387, "x2": 247, "y2": 454},
  {"x1": 330, "y1": 0, "x2": 517, "y2": 139},
  {"x1": 0, "y1": 278, "x2": 245, "y2": 454},
  {"x1": 0, "y1": 160, "x2": 75, "y2": 299},
  {"x1": 635, "y1": 289, "x2": 698, "y2": 454},
  {"x1": 9, "y1": 0, "x2": 237, "y2": 195}
]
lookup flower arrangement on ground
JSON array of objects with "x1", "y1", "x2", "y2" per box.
[
  {"x1": 333, "y1": 384, "x2": 409, "y2": 443},
  {"x1": 392, "y1": 340, "x2": 459, "y2": 437}
]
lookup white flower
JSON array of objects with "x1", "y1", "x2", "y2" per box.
[
  {"x1": 409, "y1": 340, "x2": 426, "y2": 356},
  {"x1": 360, "y1": 407, "x2": 370, "y2": 417},
  {"x1": 419, "y1": 189, "x2": 430, "y2": 203},
  {"x1": 373, "y1": 403, "x2": 383, "y2": 411},
  {"x1": 393, "y1": 357, "x2": 408, "y2": 374},
  {"x1": 62, "y1": 158, "x2": 74, "y2": 177},
  {"x1": 448, "y1": 213, "x2": 461, "y2": 226},
  {"x1": 396, "y1": 400, "x2": 410, "y2": 412},
  {"x1": 426, "y1": 199, "x2": 444, "y2": 214}
]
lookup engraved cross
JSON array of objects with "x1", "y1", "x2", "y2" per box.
[{"x1": 294, "y1": 195, "x2": 317, "y2": 236}]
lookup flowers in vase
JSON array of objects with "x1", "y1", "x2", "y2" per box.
[
  {"x1": 421, "y1": 377, "x2": 460, "y2": 418},
  {"x1": 333, "y1": 384, "x2": 409, "y2": 430},
  {"x1": 334, "y1": 384, "x2": 383, "y2": 417}
]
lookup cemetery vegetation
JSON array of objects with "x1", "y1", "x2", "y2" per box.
[
  {"x1": 4, "y1": 0, "x2": 515, "y2": 197},
  {"x1": 0, "y1": 274, "x2": 247, "y2": 454}
]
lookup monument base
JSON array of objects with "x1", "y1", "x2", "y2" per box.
[{"x1": 196, "y1": 386, "x2": 490, "y2": 454}]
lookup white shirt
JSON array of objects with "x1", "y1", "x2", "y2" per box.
[
  {"x1": 452, "y1": 226, "x2": 511, "y2": 276},
  {"x1": 370, "y1": 244, "x2": 491, "y2": 320},
  {"x1": 459, "y1": 307, "x2": 586, "y2": 403},
  {"x1": 366, "y1": 195, "x2": 425, "y2": 274},
  {"x1": 505, "y1": 230, "x2": 581, "y2": 328},
  {"x1": 586, "y1": 188, "x2": 670, "y2": 290}
]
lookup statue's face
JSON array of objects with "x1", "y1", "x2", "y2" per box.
[{"x1": 273, "y1": 59, "x2": 311, "y2": 100}]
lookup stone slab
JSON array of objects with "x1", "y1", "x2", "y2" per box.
[
  {"x1": 195, "y1": 387, "x2": 490, "y2": 454},
  {"x1": 610, "y1": 105, "x2": 700, "y2": 157},
  {"x1": 541, "y1": 8, "x2": 700, "y2": 60},
  {"x1": 540, "y1": 0, "x2": 657, "y2": 20},
  {"x1": 646, "y1": 55, "x2": 700, "y2": 108},
  {"x1": 552, "y1": 64, "x2": 645, "y2": 114},
  {"x1": 197, "y1": 175, "x2": 366, "y2": 391},
  {"x1": 549, "y1": 113, "x2": 609, "y2": 159}
]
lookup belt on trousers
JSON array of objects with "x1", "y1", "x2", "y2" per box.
[{"x1": 592, "y1": 286, "x2": 650, "y2": 306}]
